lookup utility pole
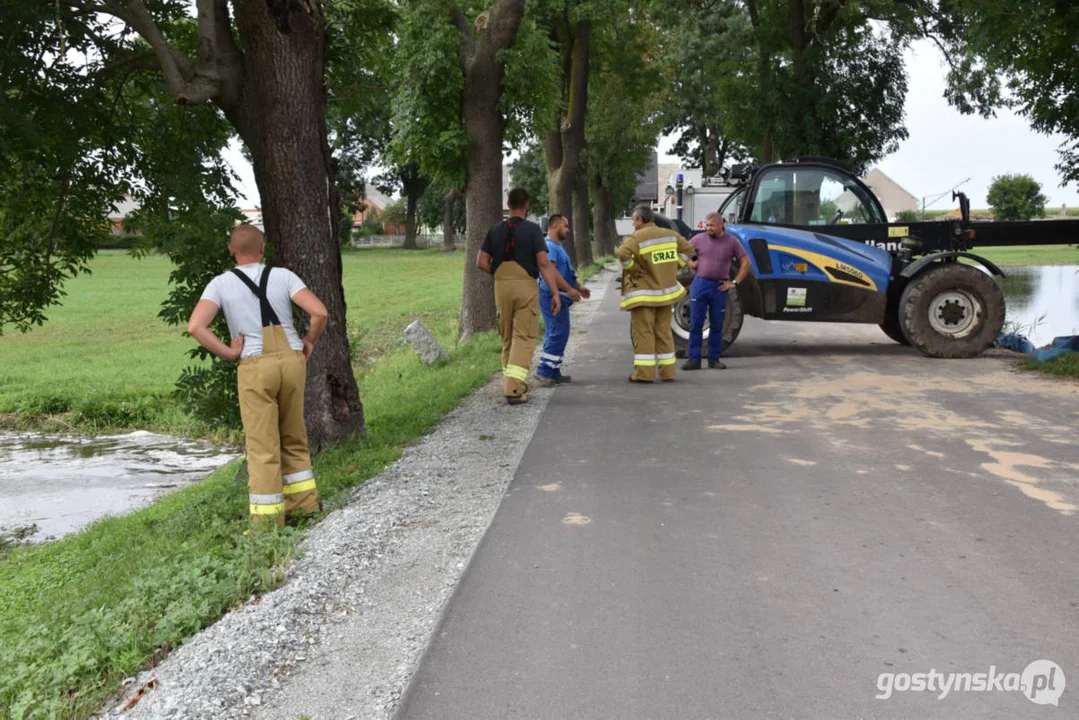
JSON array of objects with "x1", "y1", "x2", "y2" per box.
[{"x1": 921, "y1": 178, "x2": 971, "y2": 220}]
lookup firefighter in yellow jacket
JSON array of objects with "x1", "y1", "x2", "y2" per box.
[{"x1": 617, "y1": 204, "x2": 697, "y2": 383}]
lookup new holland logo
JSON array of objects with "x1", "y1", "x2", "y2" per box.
[
  {"x1": 865, "y1": 240, "x2": 901, "y2": 252},
  {"x1": 783, "y1": 307, "x2": 813, "y2": 313}
]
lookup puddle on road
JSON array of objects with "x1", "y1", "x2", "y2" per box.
[
  {"x1": 998, "y1": 265, "x2": 1079, "y2": 346},
  {"x1": 0, "y1": 431, "x2": 240, "y2": 543}
]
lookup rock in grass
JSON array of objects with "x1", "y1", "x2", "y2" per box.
[{"x1": 404, "y1": 320, "x2": 450, "y2": 365}]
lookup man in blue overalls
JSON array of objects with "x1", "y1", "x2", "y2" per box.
[
  {"x1": 537, "y1": 214, "x2": 588, "y2": 383},
  {"x1": 683, "y1": 213, "x2": 751, "y2": 370}
]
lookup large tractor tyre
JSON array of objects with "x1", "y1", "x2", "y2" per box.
[
  {"x1": 672, "y1": 287, "x2": 745, "y2": 358},
  {"x1": 897, "y1": 263, "x2": 1005, "y2": 358},
  {"x1": 879, "y1": 313, "x2": 910, "y2": 345}
]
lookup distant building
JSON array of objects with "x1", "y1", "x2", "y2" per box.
[
  {"x1": 107, "y1": 195, "x2": 141, "y2": 235},
  {"x1": 862, "y1": 168, "x2": 918, "y2": 220},
  {"x1": 108, "y1": 195, "x2": 265, "y2": 233},
  {"x1": 238, "y1": 208, "x2": 263, "y2": 229},
  {"x1": 352, "y1": 183, "x2": 406, "y2": 235}
]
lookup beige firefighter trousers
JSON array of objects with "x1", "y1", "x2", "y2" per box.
[
  {"x1": 237, "y1": 325, "x2": 320, "y2": 524},
  {"x1": 494, "y1": 261, "x2": 540, "y2": 398},
  {"x1": 630, "y1": 304, "x2": 677, "y2": 382}
]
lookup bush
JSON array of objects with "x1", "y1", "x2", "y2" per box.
[
  {"x1": 986, "y1": 173, "x2": 1047, "y2": 221},
  {"x1": 173, "y1": 360, "x2": 242, "y2": 432}
]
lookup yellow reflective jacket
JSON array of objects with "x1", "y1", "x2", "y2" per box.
[{"x1": 616, "y1": 223, "x2": 696, "y2": 310}]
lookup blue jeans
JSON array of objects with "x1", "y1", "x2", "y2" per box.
[
  {"x1": 538, "y1": 291, "x2": 571, "y2": 378},
  {"x1": 688, "y1": 277, "x2": 728, "y2": 361}
]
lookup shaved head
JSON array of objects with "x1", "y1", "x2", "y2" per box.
[{"x1": 230, "y1": 225, "x2": 264, "y2": 257}]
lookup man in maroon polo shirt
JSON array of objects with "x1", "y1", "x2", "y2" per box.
[{"x1": 682, "y1": 212, "x2": 752, "y2": 370}]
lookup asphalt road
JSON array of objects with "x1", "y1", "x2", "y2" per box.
[{"x1": 396, "y1": 280, "x2": 1079, "y2": 720}]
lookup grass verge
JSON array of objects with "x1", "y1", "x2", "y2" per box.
[
  {"x1": 1019, "y1": 352, "x2": 1079, "y2": 379},
  {"x1": 0, "y1": 331, "x2": 502, "y2": 719},
  {"x1": 0, "y1": 246, "x2": 512, "y2": 719}
]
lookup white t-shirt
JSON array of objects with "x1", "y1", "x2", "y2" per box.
[{"x1": 201, "y1": 263, "x2": 307, "y2": 358}]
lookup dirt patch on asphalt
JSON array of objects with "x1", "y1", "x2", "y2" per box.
[{"x1": 729, "y1": 369, "x2": 1078, "y2": 515}]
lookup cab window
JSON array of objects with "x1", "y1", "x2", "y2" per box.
[
  {"x1": 718, "y1": 187, "x2": 746, "y2": 224},
  {"x1": 749, "y1": 167, "x2": 885, "y2": 226}
]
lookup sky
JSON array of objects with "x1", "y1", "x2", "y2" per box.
[{"x1": 228, "y1": 39, "x2": 1078, "y2": 212}]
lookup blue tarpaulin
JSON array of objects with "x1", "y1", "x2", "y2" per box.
[{"x1": 995, "y1": 333, "x2": 1079, "y2": 362}]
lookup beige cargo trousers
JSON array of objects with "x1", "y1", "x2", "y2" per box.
[
  {"x1": 494, "y1": 261, "x2": 540, "y2": 401},
  {"x1": 238, "y1": 325, "x2": 320, "y2": 524}
]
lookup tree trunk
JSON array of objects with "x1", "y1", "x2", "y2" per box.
[
  {"x1": 716, "y1": 137, "x2": 731, "y2": 174},
  {"x1": 222, "y1": 0, "x2": 363, "y2": 451},
  {"x1": 591, "y1": 174, "x2": 616, "y2": 257},
  {"x1": 403, "y1": 185, "x2": 419, "y2": 250},
  {"x1": 705, "y1": 124, "x2": 720, "y2": 176},
  {"x1": 454, "y1": 1, "x2": 526, "y2": 342},
  {"x1": 572, "y1": 167, "x2": 592, "y2": 267},
  {"x1": 442, "y1": 187, "x2": 462, "y2": 250},
  {"x1": 544, "y1": 17, "x2": 590, "y2": 267},
  {"x1": 545, "y1": 141, "x2": 576, "y2": 262}
]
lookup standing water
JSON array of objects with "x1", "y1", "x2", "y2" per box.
[
  {"x1": 997, "y1": 265, "x2": 1079, "y2": 347},
  {"x1": 0, "y1": 430, "x2": 240, "y2": 544}
]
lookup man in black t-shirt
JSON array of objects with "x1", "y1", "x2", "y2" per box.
[{"x1": 478, "y1": 187, "x2": 566, "y2": 405}]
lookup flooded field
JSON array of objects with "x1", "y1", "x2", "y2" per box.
[
  {"x1": 0, "y1": 430, "x2": 239, "y2": 543},
  {"x1": 998, "y1": 265, "x2": 1079, "y2": 347}
]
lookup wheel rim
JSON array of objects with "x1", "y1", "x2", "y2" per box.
[{"x1": 927, "y1": 290, "x2": 981, "y2": 338}]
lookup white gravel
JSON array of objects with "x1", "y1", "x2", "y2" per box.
[{"x1": 97, "y1": 267, "x2": 616, "y2": 720}]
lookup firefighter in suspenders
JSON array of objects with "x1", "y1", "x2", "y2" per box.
[
  {"x1": 617, "y1": 204, "x2": 698, "y2": 383},
  {"x1": 188, "y1": 225, "x2": 327, "y2": 526},
  {"x1": 477, "y1": 187, "x2": 569, "y2": 405}
]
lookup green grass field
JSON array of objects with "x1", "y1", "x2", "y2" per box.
[
  {"x1": 0, "y1": 247, "x2": 612, "y2": 719},
  {"x1": 0, "y1": 248, "x2": 481, "y2": 434},
  {"x1": 971, "y1": 244, "x2": 1079, "y2": 267}
]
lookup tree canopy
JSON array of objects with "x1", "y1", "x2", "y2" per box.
[{"x1": 931, "y1": 0, "x2": 1079, "y2": 183}]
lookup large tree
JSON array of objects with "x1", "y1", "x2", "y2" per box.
[
  {"x1": 376, "y1": 162, "x2": 431, "y2": 249},
  {"x1": 927, "y1": 0, "x2": 1079, "y2": 183},
  {"x1": 326, "y1": 0, "x2": 398, "y2": 248},
  {"x1": 657, "y1": 0, "x2": 910, "y2": 172},
  {"x1": 394, "y1": 0, "x2": 556, "y2": 341},
  {"x1": 660, "y1": 1, "x2": 751, "y2": 176},
  {"x1": 11, "y1": 0, "x2": 368, "y2": 449},
  {"x1": 587, "y1": 8, "x2": 672, "y2": 256},
  {"x1": 745, "y1": 0, "x2": 911, "y2": 168},
  {"x1": 541, "y1": 3, "x2": 591, "y2": 266},
  {"x1": 418, "y1": 180, "x2": 466, "y2": 249}
]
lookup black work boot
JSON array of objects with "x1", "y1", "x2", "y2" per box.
[
  {"x1": 681, "y1": 358, "x2": 702, "y2": 371},
  {"x1": 708, "y1": 359, "x2": 727, "y2": 369}
]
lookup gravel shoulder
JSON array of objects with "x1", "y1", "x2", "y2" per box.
[{"x1": 97, "y1": 267, "x2": 617, "y2": 720}]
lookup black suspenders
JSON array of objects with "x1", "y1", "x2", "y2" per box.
[{"x1": 231, "y1": 267, "x2": 282, "y2": 327}]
